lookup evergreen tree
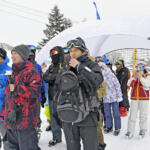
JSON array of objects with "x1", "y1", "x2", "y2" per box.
[{"x1": 38, "y1": 5, "x2": 72, "y2": 49}]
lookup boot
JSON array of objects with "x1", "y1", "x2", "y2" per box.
[
  {"x1": 48, "y1": 139, "x2": 62, "y2": 147},
  {"x1": 139, "y1": 130, "x2": 146, "y2": 138},
  {"x1": 46, "y1": 124, "x2": 51, "y2": 131},
  {"x1": 125, "y1": 132, "x2": 133, "y2": 139},
  {"x1": 98, "y1": 143, "x2": 106, "y2": 150},
  {"x1": 114, "y1": 129, "x2": 120, "y2": 136},
  {"x1": 104, "y1": 127, "x2": 113, "y2": 133}
]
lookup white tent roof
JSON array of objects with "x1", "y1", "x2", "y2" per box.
[{"x1": 36, "y1": 15, "x2": 150, "y2": 65}]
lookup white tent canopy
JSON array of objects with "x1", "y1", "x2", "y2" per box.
[{"x1": 36, "y1": 15, "x2": 150, "y2": 65}]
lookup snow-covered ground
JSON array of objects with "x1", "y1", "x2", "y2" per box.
[
  {"x1": 38, "y1": 102, "x2": 150, "y2": 150},
  {"x1": 1, "y1": 100, "x2": 150, "y2": 150}
]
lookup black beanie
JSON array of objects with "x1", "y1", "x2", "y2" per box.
[
  {"x1": 0, "y1": 48, "x2": 7, "y2": 59},
  {"x1": 12, "y1": 44, "x2": 30, "y2": 60}
]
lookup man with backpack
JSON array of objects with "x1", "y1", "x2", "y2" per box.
[{"x1": 56, "y1": 37, "x2": 103, "y2": 150}]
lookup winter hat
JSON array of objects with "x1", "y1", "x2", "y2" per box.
[
  {"x1": 28, "y1": 45, "x2": 36, "y2": 55},
  {"x1": 12, "y1": 44, "x2": 30, "y2": 60},
  {"x1": 136, "y1": 59, "x2": 147, "y2": 66},
  {"x1": 115, "y1": 59, "x2": 125, "y2": 67},
  {"x1": 67, "y1": 37, "x2": 88, "y2": 52},
  {"x1": 0, "y1": 48, "x2": 7, "y2": 59},
  {"x1": 50, "y1": 46, "x2": 64, "y2": 65}
]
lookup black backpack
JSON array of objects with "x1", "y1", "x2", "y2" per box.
[{"x1": 57, "y1": 70, "x2": 90, "y2": 123}]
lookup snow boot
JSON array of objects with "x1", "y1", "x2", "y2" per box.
[
  {"x1": 125, "y1": 132, "x2": 133, "y2": 139},
  {"x1": 138, "y1": 130, "x2": 145, "y2": 139},
  {"x1": 114, "y1": 129, "x2": 120, "y2": 136},
  {"x1": 48, "y1": 139, "x2": 62, "y2": 147},
  {"x1": 46, "y1": 124, "x2": 51, "y2": 131},
  {"x1": 98, "y1": 143, "x2": 106, "y2": 150},
  {"x1": 104, "y1": 127, "x2": 113, "y2": 133}
]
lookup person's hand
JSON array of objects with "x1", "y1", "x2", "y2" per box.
[
  {"x1": 69, "y1": 59, "x2": 79, "y2": 68},
  {"x1": 9, "y1": 84, "x2": 14, "y2": 92}
]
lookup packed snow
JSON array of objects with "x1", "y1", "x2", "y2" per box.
[{"x1": 38, "y1": 103, "x2": 150, "y2": 150}]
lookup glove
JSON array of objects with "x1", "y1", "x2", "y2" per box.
[
  {"x1": 41, "y1": 92, "x2": 46, "y2": 108},
  {"x1": 5, "y1": 103, "x2": 22, "y2": 127},
  {"x1": 6, "y1": 109, "x2": 17, "y2": 127},
  {"x1": 8, "y1": 75, "x2": 15, "y2": 84}
]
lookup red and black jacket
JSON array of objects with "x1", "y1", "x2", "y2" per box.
[{"x1": 3, "y1": 61, "x2": 42, "y2": 129}]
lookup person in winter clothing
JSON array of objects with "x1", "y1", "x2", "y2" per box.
[
  {"x1": 43, "y1": 46, "x2": 63, "y2": 146},
  {"x1": 115, "y1": 59, "x2": 130, "y2": 116},
  {"x1": 28, "y1": 45, "x2": 46, "y2": 137},
  {"x1": 57, "y1": 37, "x2": 103, "y2": 150},
  {"x1": 3, "y1": 44, "x2": 42, "y2": 150},
  {"x1": 0, "y1": 48, "x2": 11, "y2": 149},
  {"x1": 88, "y1": 56, "x2": 106, "y2": 150},
  {"x1": 125, "y1": 60, "x2": 150, "y2": 139},
  {"x1": 99, "y1": 62, "x2": 122, "y2": 136}
]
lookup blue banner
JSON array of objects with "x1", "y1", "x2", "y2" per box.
[{"x1": 93, "y1": 1, "x2": 101, "y2": 20}]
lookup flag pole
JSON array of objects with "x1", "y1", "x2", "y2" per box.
[{"x1": 132, "y1": 49, "x2": 137, "y2": 74}]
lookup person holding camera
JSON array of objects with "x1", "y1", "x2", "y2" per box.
[
  {"x1": 3, "y1": 44, "x2": 42, "y2": 150},
  {"x1": 0, "y1": 48, "x2": 11, "y2": 149},
  {"x1": 125, "y1": 60, "x2": 150, "y2": 139}
]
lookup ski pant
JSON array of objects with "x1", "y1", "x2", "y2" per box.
[
  {"x1": 49, "y1": 100, "x2": 62, "y2": 141},
  {"x1": 62, "y1": 123, "x2": 98, "y2": 150},
  {"x1": 37, "y1": 101, "x2": 42, "y2": 128},
  {"x1": 0, "y1": 122, "x2": 9, "y2": 150},
  {"x1": 104, "y1": 102, "x2": 121, "y2": 130},
  {"x1": 97, "y1": 110, "x2": 105, "y2": 145},
  {"x1": 127, "y1": 100, "x2": 149, "y2": 134},
  {"x1": 7, "y1": 128, "x2": 40, "y2": 150}
]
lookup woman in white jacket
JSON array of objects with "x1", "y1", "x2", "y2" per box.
[
  {"x1": 126, "y1": 60, "x2": 150, "y2": 139},
  {"x1": 99, "y1": 62, "x2": 122, "y2": 136}
]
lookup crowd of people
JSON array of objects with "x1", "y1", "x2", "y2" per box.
[{"x1": 0, "y1": 37, "x2": 149, "y2": 150}]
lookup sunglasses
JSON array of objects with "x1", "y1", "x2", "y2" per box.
[
  {"x1": 67, "y1": 39, "x2": 86, "y2": 51},
  {"x1": 136, "y1": 65, "x2": 145, "y2": 71},
  {"x1": 64, "y1": 48, "x2": 69, "y2": 54},
  {"x1": 50, "y1": 49, "x2": 58, "y2": 56}
]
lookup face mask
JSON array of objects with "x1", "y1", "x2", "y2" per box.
[{"x1": 28, "y1": 54, "x2": 35, "y2": 63}]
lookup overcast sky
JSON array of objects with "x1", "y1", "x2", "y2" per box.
[{"x1": 0, "y1": 0, "x2": 150, "y2": 46}]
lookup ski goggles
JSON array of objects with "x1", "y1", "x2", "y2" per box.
[
  {"x1": 67, "y1": 39, "x2": 87, "y2": 51},
  {"x1": 50, "y1": 49, "x2": 58, "y2": 56},
  {"x1": 64, "y1": 48, "x2": 69, "y2": 54},
  {"x1": 28, "y1": 45, "x2": 36, "y2": 53},
  {"x1": 136, "y1": 65, "x2": 145, "y2": 71}
]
